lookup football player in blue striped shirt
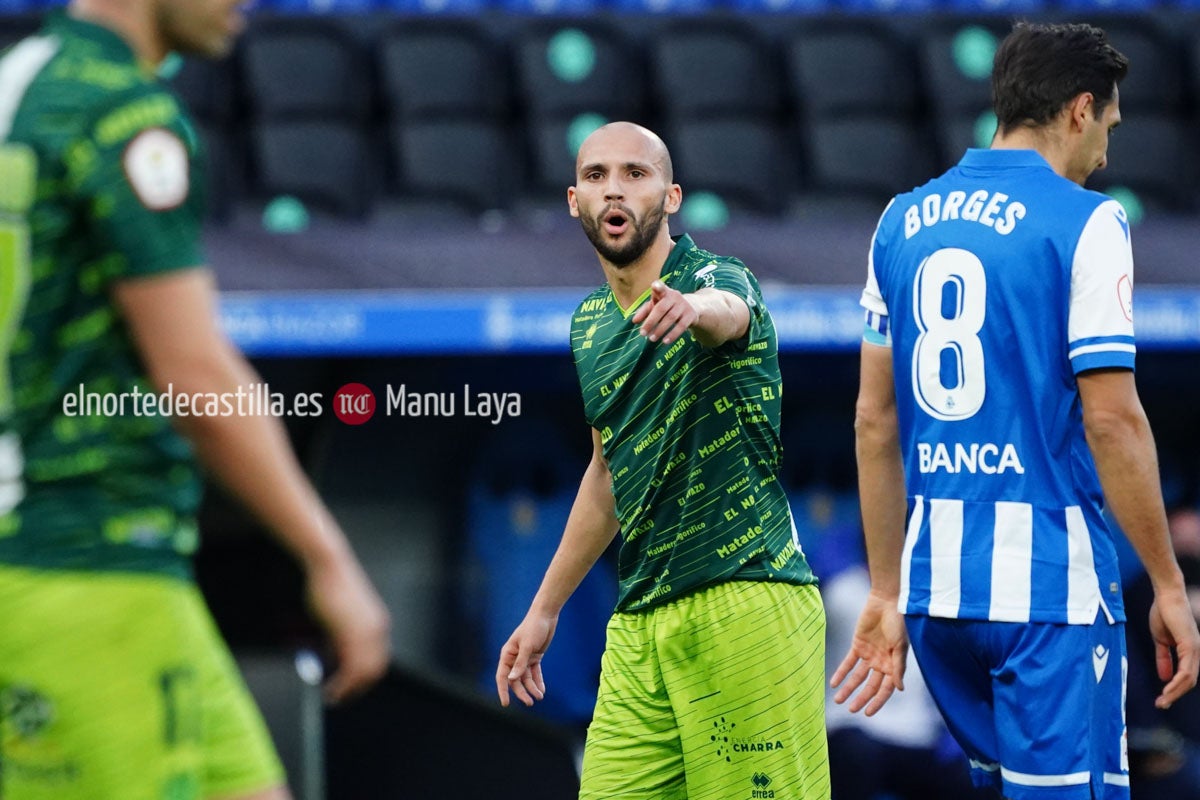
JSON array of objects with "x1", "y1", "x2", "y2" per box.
[{"x1": 832, "y1": 21, "x2": 1200, "y2": 800}]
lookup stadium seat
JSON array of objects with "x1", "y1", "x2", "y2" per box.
[
  {"x1": 389, "y1": 119, "x2": 512, "y2": 211},
  {"x1": 252, "y1": 121, "x2": 374, "y2": 217},
  {"x1": 194, "y1": 121, "x2": 240, "y2": 222},
  {"x1": 786, "y1": 21, "x2": 919, "y2": 118},
  {"x1": 669, "y1": 119, "x2": 792, "y2": 214},
  {"x1": 935, "y1": 109, "x2": 996, "y2": 170},
  {"x1": 1082, "y1": 18, "x2": 1185, "y2": 113},
  {"x1": 1087, "y1": 115, "x2": 1194, "y2": 212},
  {"x1": 241, "y1": 20, "x2": 370, "y2": 120},
  {"x1": 512, "y1": 21, "x2": 644, "y2": 119},
  {"x1": 527, "y1": 117, "x2": 584, "y2": 195},
  {"x1": 917, "y1": 21, "x2": 1009, "y2": 120},
  {"x1": 651, "y1": 20, "x2": 782, "y2": 119},
  {"x1": 169, "y1": 55, "x2": 236, "y2": 124},
  {"x1": 805, "y1": 116, "x2": 935, "y2": 200},
  {"x1": 378, "y1": 21, "x2": 508, "y2": 120}
]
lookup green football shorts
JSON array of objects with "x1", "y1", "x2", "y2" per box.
[
  {"x1": 0, "y1": 564, "x2": 285, "y2": 800},
  {"x1": 580, "y1": 580, "x2": 830, "y2": 800}
]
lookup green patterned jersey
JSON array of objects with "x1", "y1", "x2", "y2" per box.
[
  {"x1": 0, "y1": 14, "x2": 207, "y2": 577},
  {"x1": 572, "y1": 234, "x2": 816, "y2": 612}
]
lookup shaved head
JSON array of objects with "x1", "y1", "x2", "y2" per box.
[
  {"x1": 569, "y1": 121, "x2": 681, "y2": 269},
  {"x1": 576, "y1": 122, "x2": 673, "y2": 183}
]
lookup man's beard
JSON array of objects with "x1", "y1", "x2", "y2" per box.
[{"x1": 579, "y1": 201, "x2": 667, "y2": 267}]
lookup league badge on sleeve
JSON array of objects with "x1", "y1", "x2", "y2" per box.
[
  {"x1": 122, "y1": 128, "x2": 189, "y2": 211},
  {"x1": 1117, "y1": 274, "x2": 1132, "y2": 322}
]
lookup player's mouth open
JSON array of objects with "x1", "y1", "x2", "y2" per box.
[{"x1": 603, "y1": 211, "x2": 630, "y2": 236}]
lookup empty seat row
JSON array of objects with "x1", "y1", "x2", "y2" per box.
[
  {"x1": 3, "y1": 12, "x2": 1198, "y2": 217},
  {"x1": 160, "y1": 16, "x2": 1200, "y2": 122},
  {"x1": 191, "y1": 109, "x2": 1194, "y2": 222},
  {"x1": 6, "y1": 0, "x2": 1200, "y2": 12}
]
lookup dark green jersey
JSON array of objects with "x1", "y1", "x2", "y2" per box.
[
  {"x1": 0, "y1": 13, "x2": 208, "y2": 577},
  {"x1": 572, "y1": 234, "x2": 815, "y2": 612}
]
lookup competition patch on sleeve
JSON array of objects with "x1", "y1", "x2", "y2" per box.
[
  {"x1": 1117, "y1": 274, "x2": 1132, "y2": 322},
  {"x1": 122, "y1": 128, "x2": 189, "y2": 211}
]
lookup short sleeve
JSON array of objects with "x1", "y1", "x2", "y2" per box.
[
  {"x1": 864, "y1": 200, "x2": 892, "y2": 319},
  {"x1": 690, "y1": 259, "x2": 765, "y2": 355},
  {"x1": 1068, "y1": 200, "x2": 1136, "y2": 374},
  {"x1": 66, "y1": 86, "x2": 204, "y2": 280}
]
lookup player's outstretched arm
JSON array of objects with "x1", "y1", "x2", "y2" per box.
[
  {"x1": 497, "y1": 427, "x2": 619, "y2": 708},
  {"x1": 631, "y1": 281, "x2": 749, "y2": 348},
  {"x1": 113, "y1": 268, "x2": 392, "y2": 704},
  {"x1": 1079, "y1": 368, "x2": 1200, "y2": 708},
  {"x1": 832, "y1": 342, "x2": 909, "y2": 716}
]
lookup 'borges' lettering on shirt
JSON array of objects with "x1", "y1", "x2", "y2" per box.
[{"x1": 904, "y1": 190, "x2": 1027, "y2": 238}]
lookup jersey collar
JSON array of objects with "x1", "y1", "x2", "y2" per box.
[
  {"x1": 612, "y1": 233, "x2": 697, "y2": 318},
  {"x1": 958, "y1": 148, "x2": 1054, "y2": 171}
]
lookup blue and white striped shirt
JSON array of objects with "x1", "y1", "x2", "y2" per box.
[{"x1": 862, "y1": 149, "x2": 1134, "y2": 625}]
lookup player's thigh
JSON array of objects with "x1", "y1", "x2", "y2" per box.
[
  {"x1": 905, "y1": 615, "x2": 999, "y2": 773},
  {"x1": 908, "y1": 614, "x2": 1130, "y2": 800},
  {"x1": 181, "y1": 585, "x2": 286, "y2": 800},
  {"x1": 665, "y1": 581, "x2": 830, "y2": 800},
  {"x1": 579, "y1": 611, "x2": 686, "y2": 800},
  {"x1": 0, "y1": 566, "x2": 210, "y2": 800},
  {"x1": 991, "y1": 619, "x2": 1128, "y2": 800},
  {"x1": 0, "y1": 567, "x2": 285, "y2": 800}
]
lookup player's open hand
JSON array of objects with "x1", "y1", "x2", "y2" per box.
[
  {"x1": 496, "y1": 612, "x2": 558, "y2": 707},
  {"x1": 1149, "y1": 586, "x2": 1200, "y2": 709},
  {"x1": 631, "y1": 280, "x2": 698, "y2": 345},
  {"x1": 830, "y1": 590, "x2": 908, "y2": 716}
]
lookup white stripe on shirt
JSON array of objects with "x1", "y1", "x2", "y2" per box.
[
  {"x1": 0, "y1": 36, "x2": 59, "y2": 142},
  {"x1": 898, "y1": 495, "x2": 923, "y2": 613},
  {"x1": 1068, "y1": 342, "x2": 1137, "y2": 360},
  {"x1": 1065, "y1": 506, "x2": 1101, "y2": 624},
  {"x1": 927, "y1": 498, "x2": 963, "y2": 617},
  {"x1": 990, "y1": 501, "x2": 1033, "y2": 622}
]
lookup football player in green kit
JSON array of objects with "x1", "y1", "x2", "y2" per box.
[
  {"x1": 497, "y1": 122, "x2": 831, "y2": 800},
  {"x1": 0, "y1": 1, "x2": 390, "y2": 798}
]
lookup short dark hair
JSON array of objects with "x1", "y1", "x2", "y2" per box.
[{"x1": 992, "y1": 22, "x2": 1129, "y2": 135}]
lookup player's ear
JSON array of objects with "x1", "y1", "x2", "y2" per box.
[
  {"x1": 664, "y1": 184, "x2": 682, "y2": 215},
  {"x1": 567, "y1": 186, "x2": 580, "y2": 218},
  {"x1": 1068, "y1": 92, "x2": 1095, "y2": 132}
]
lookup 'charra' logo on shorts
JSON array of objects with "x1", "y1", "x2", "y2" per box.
[
  {"x1": 751, "y1": 772, "x2": 775, "y2": 798},
  {"x1": 733, "y1": 736, "x2": 786, "y2": 753}
]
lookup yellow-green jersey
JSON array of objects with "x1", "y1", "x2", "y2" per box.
[
  {"x1": 0, "y1": 13, "x2": 208, "y2": 578},
  {"x1": 572, "y1": 234, "x2": 816, "y2": 613}
]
